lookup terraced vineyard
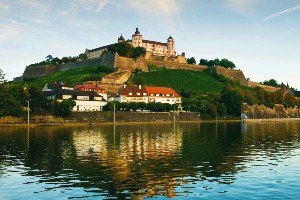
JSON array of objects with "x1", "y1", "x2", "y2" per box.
[
  {"x1": 24, "y1": 66, "x2": 109, "y2": 88},
  {"x1": 131, "y1": 69, "x2": 225, "y2": 93}
]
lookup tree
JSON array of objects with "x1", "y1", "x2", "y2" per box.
[
  {"x1": 61, "y1": 57, "x2": 70, "y2": 63},
  {"x1": 52, "y1": 99, "x2": 76, "y2": 117},
  {"x1": 78, "y1": 53, "x2": 88, "y2": 61},
  {"x1": 0, "y1": 84, "x2": 23, "y2": 117},
  {"x1": 220, "y1": 85, "x2": 243, "y2": 116},
  {"x1": 187, "y1": 57, "x2": 196, "y2": 65},
  {"x1": 219, "y1": 59, "x2": 236, "y2": 69},
  {"x1": 51, "y1": 57, "x2": 62, "y2": 64},
  {"x1": 0, "y1": 69, "x2": 6, "y2": 84},
  {"x1": 46, "y1": 55, "x2": 53, "y2": 63},
  {"x1": 199, "y1": 59, "x2": 208, "y2": 66},
  {"x1": 262, "y1": 79, "x2": 279, "y2": 87},
  {"x1": 132, "y1": 47, "x2": 146, "y2": 58}
]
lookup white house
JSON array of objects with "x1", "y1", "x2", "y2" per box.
[
  {"x1": 42, "y1": 82, "x2": 107, "y2": 112},
  {"x1": 115, "y1": 85, "x2": 181, "y2": 105}
]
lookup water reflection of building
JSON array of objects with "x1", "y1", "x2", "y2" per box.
[{"x1": 72, "y1": 125, "x2": 183, "y2": 199}]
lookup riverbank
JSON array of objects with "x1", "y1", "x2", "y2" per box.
[{"x1": 243, "y1": 118, "x2": 300, "y2": 123}]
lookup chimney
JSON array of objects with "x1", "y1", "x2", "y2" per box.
[
  {"x1": 123, "y1": 84, "x2": 126, "y2": 88},
  {"x1": 139, "y1": 85, "x2": 141, "y2": 89}
]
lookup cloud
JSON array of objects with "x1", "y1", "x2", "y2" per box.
[
  {"x1": 0, "y1": 1, "x2": 10, "y2": 10},
  {"x1": 20, "y1": 0, "x2": 50, "y2": 13},
  {"x1": 126, "y1": 0, "x2": 180, "y2": 16},
  {"x1": 263, "y1": 4, "x2": 300, "y2": 21},
  {"x1": 226, "y1": 0, "x2": 262, "y2": 16},
  {"x1": 0, "y1": 26, "x2": 22, "y2": 41},
  {"x1": 80, "y1": 0, "x2": 114, "y2": 12}
]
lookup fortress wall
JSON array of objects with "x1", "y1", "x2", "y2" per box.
[
  {"x1": 145, "y1": 60, "x2": 207, "y2": 71},
  {"x1": 114, "y1": 53, "x2": 148, "y2": 72},
  {"x1": 215, "y1": 66, "x2": 248, "y2": 86},
  {"x1": 248, "y1": 81, "x2": 279, "y2": 92},
  {"x1": 58, "y1": 52, "x2": 115, "y2": 71},
  {"x1": 22, "y1": 64, "x2": 58, "y2": 79}
]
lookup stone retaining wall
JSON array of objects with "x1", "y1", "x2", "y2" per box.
[
  {"x1": 22, "y1": 64, "x2": 58, "y2": 78},
  {"x1": 65, "y1": 112, "x2": 199, "y2": 123}
]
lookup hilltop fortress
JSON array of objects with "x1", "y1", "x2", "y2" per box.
[
  {"x1": 21, "y1": 28, "x2": 278, "y2": 93},
  {"x1": 85, "y1": 28, "x2": 186, "y2": 64}
]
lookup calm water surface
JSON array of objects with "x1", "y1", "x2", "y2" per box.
[{"x1": 0, "y1": 122, "x2": 300, "y2": 199}]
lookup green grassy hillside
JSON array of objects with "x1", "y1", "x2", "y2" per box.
[
  {"x1": 24, "y1": 66, "x2": 109, "y2": 88},
  {"x1": 131, "y1": 69, "x2": 226, "y2": 93}
]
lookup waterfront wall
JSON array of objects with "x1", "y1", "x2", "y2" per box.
[
  {"x1": 65, "y1": 112, "x2": 199, "y2": 123},
  {"x1": 0, "y1": 112, "x2": 199, "y2": 125},
  {"x1": 241, "y1": 103, "x2": 300, "y2": 119}
]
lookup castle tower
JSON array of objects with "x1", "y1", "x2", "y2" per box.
[
  {"x1": 118, "y1": 34, "x2": 125, "y2": 43},
  {"x1": 132, "y1": 27, "x2": 142, "y2": 48},
  {"x1": 167, "y1": 35, "x2": 175, "y2": 57}
]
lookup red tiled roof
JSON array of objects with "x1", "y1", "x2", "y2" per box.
[
  {"x1": 145, "y1": 86, "x2": 181, "y2": 98},
  {"x1": 74, "y1": 84, "x2": 107, "y2": 93},
  {"x1": 118, "y1": 85, "x2": 147, "y2": 97}
]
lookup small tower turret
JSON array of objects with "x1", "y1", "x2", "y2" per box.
[
  {"x1": 132, "y1": 27, "x2": 142, "y2": 48},
  {"x1": 118, "y1": 34, "x2": 125, "y2": 43},
  {"x1": 167, "y1": 35, "x2": 175, "y2": 57}
]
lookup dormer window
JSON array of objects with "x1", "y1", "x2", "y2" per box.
[
  {"x1": 129, "y1": 93, "x2": 132, "y2": 96},
  {"x1": 137, "y1": 93, "x2": 140, "y2": 95}
]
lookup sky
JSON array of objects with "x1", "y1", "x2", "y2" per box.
[{"x1": 0, "y1": 0, "x2": 299, "y2": 89}]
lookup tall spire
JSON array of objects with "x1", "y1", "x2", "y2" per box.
[{"x1": 135, "y1": 27, "x2": 140, "y2": 34}]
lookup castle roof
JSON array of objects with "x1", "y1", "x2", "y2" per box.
[
  {"x1": 134, "y1": 27, "x2": 140, "y2": 35},
  {"x1": 168, "y1": 35, "x2": 174, "y2": 40},
  {"x1": 86, "y1": 44, "x2": 111, "y2": 52},
  {"x1": 118, "y1": 34, "x2": 125, "y2": 41},
  {"x1": 142, "y1": 40, "x2": 167, "y2": 47}
]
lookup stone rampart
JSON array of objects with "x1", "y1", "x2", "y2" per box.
[
  {"x1": 58, "y1": 52, "x2": 115, "y2": 71},
  {"x1": 145, "y1": 60, "x2": 207, "y2": 71},
  {"x1": 101, "y1": 70, "x2": 131, "y2": 84},
  {"x1": 215, "y1": 66, "x2": 248, "y2": 86},
  {"x1": 248, "y1": 81, "x2": 279, "y2": 92},
  {"x1": 242, "y1": 103, "x2": 299, "y2": 119},
  {"x1": 22, "y1": 64, "x2": 58, "y2": 79},
  {"x1": 114, "y1": 53, "x2": 148, "y2": 72}
]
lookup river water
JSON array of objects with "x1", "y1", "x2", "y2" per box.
[{"x1": 0, "y1": 122, "x2": 300, "y2": 199}]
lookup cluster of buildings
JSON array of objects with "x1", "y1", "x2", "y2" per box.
[
  {"x1": 42, "y1": 82, "x2": 182, "y2": 112},
  {"x1": 85, "y1": 27, "x2": 177, "y2": 59},
  {"x1": 42, "y1": 28, "x2": 185, "y2": 112}
]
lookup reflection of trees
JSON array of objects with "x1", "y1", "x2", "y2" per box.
[{"x1": 0, "y1": 122, "x2": 300, "y2": 199}]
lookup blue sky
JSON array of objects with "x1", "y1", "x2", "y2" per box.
[{"x1": 1, "y1": 0, "x2": 299, "y2": 89}]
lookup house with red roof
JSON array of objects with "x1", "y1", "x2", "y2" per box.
[
  {"x1": 74, "y1": 83, "x2": 108, "y2": 101},
  {"x1": 42, "y1": 82, "x2": 107, "y2": 112},
  {"x1": 115, "y1": 85, "x2": 181, "y2": 105}
]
